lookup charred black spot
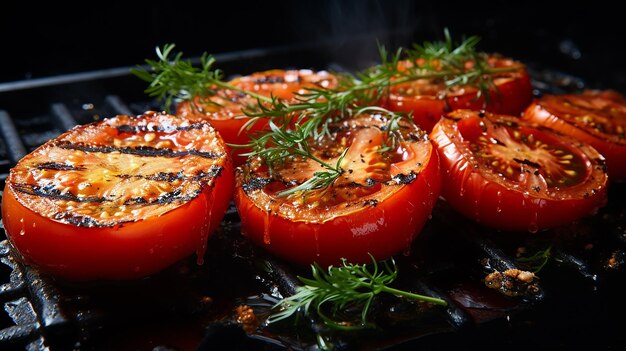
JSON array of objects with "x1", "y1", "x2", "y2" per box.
[
  {"x1": 242, "y1": 176, "x2": 271, "y2": 193},
  {"x1": 36, "y1": 162, "x2": 85, "y2": 171},
  {"x1": 514, "y1": 158, "x2": 542, "y2": 169},
  {"x1": 11, "y1": 183, "x2": 105, "y2": 203},
  {"x1": 53, "y1": 212, "x2": 100, "y2": 227},
  {"x1": 117, "y1": 166, "x2": 223, "y2": 183},
  {"x1": 126, "y1": 197, "x2": 148, "y2": 205},
  {"x1": 363, "y1": 199, "x2": 378, "y2": 207},
  {"x1": 116, "y1": 122, "x2": 206, "y2": 133},
  {"x1": 595, "y1": 158, "x2": 608, "y2": 173},
  {"x1": 392, "y1": 171, "x2": 418, "y2": 185},
  {"x1": 156, "y1": 188, "x2": 201, "y2": 204},
  {"x1": 143, "y1": 171, "x2": 183, "y2": 182},
  {"x1": 254, "y1": 76, "x2": 287, "y2": 84},
  {"x1": 56, "y1": 141, "x2": 223, "y2": 159}
]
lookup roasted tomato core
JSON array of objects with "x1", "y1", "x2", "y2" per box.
[
  {"x1": 538, "y1": 93, "x2": 626, "y2": 143},
  {"x1": 239, "y1": 112, "x2": 432, "y2": 221},
  {"x1": 462, "y1": 121, "x2": 588, "y2": 188}
]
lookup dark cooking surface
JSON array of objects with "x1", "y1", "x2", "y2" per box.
[{"x1": 1, "y1": 37, "x2": 626, "y2": 351}]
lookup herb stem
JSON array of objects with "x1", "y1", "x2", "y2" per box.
[
  {"x1": 380, "y1": 286, "x2": 448, "y2": 306},
  {"x1": 211, "y1": 80, "x2": 274, "y2": 104}
]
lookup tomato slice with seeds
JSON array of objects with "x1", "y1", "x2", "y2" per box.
[
  {"x1": 385, "y1": 55, "x2": 533, "y2": 132},
  {"x1": 234, "y1": 111, "x2": 441, "y2": 267},
  {"x1": 430, "y1": 109, "x2": 608, "y2": 233},
  {"x1": 522, "y1": 90, "x2": 626, "y2": 181},
  {"x1": 1, "y1": 112, "x2": 234, "y2": 281},
  {"x1": 177, "y1": 69, "x2": 338, "y2": 165}
]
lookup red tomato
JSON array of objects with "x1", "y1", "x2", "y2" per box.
[
  {"x1": 234, "y1": 111, "x2": 441, "y2": 267},
  {"x1": 522, "y1": 90, "x2": 626, "y2": 181},
  {"x1": 1, "y1": 112, "x2": 234, "y2": 281},
  {"x1": 177, "y1": 69, "x2": 338, "y2": 165},
  {"x1": 430, "y1": 109, "x2": 608, "y2": 233},
  {"x1": 385, "y1": 55, "x2": 533, "y2": 132}
]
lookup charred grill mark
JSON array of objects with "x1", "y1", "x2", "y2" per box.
[
  {"x1": 53, "y1": 212, "x2": 100, "y2": 227},
  {"x1": 253, "y1": 76, "x2": 287, "y2": 84},
  {"x1": 242, "y1": 176, "x2": 271, "y2": 193},
  {"x1": 116, "y1": 166, "x2": 224, "y2": 183},
  {"x1": 363, "y1": 199, "x2": 378, "y2": 207},
  {"x1": 36, "y1": 162, "x2": 86, "y2": 171},
  {"x1": 116, "y1": 122, "x2": 207, "y2": 133},
  {"x1": 122, "y1": 188, "x2": 201, "y2": 206},
  {"x1": 391, "y1": 171, "x2": 418, "y2": 185},
  {"x1": 12, "y1": 183, "x2": 106, "y2": 203},
  {"x1": 55, "y1": 141, "x2": 223, "y2": 159}
]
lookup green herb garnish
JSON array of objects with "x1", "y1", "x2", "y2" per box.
[{"x1": 268, "y1": 256, "x2": 447, "y2": 330}]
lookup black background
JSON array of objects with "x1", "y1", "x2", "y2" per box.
[{"x1": 2, "y1": 0, "x2": 626, "y2": 92}]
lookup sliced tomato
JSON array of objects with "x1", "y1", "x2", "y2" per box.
[
  {"x1": 1, "y1": 112, "x2": 234, "y2": 281},
  {"x1": 177, "y1": 69, "x2": 338, "y2": 165},
  {"x1": 385, "y1": 55, "x2": 533, "y2": 132},
  {"x1": 522, "y1": 90, "x2": 626, "y2": 181},
  {"x1": 430, "y1": 109, "x2": 608, "y2": 233},
  {"x1": 234, "y1": 111, "x2": 441, "y2": 267}
]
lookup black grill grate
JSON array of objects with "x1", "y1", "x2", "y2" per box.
[{"x1": 0, "y1": 45, "x2": 625, "y2": 351}]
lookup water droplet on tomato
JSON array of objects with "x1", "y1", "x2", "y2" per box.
[
  {"x1": 263, "y1": 211, "x2": 272, "y2": 245},
  {"x1": 312, "y1": 224, "x2": 321, "y2": 258},
  {"x1": 196, "y1": 191, "x2": 214, "y2": 266},
  {"x1": 496, "y1": 191, "x2": 503, "y2": 213},
  {"x1": 19, "y1": 229, "x2": 25, "y2": 236},
  {"x1": 527, "y1": 223, "x2": 539, "y2": 234}
]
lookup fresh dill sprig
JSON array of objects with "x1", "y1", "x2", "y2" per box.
[
  {"x1": 404, "y1": 28, "x2": 507, "y2": 103},
  {"x1": 267, "y1": 256, "x2": 447, "y2": 330},
  {"x1": 131, "y1": 44, "x2": 270, "y2": 112}
]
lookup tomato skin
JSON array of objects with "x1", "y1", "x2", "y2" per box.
[
  {"x1": 385, "y1": 56, "x2": 533, "y2": 132},
  {"x1": 2, "y1": 174, "x2": 233, "y2": 281},
  {"x1": 522, "y1": 90, "x2": 626, "y2": 181},
  {"x1": 234, "y1": 114, "x2": 441, "y2": 267},
  {"x1": 1, "y1": 113, "x2": 235, "y2": 281},
  {"x1": 177, "y1": 69, "x2": 337, "y2": 165},
  {"x1": 430, "y1": 109, "x2": 608, "y2": 233}
]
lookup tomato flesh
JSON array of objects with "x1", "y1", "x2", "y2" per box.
[
  {"x1": 1, "y1": 112, "x2": 235, "y2": 281},
  {"x1": 385, "y1": 55, "x2": 533, "y2": 132},
  {"x1": 430, "y1": 109, "x2": 608, "y2": 232},
  {"x1": 234, "y1": 112, "x2": 441, "y2": 267},
  {"x1": 177, "y1": 69, "x2": 338, "y2": 165},
  {"x1": 522, "y1": 90, "x2": 626, "y2": 181}
]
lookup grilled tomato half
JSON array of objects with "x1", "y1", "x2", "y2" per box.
[
  {"x1": 522, "y1": 90, "x2": 626, "y2": 181},
  {"x1": 430, "y1": 109, "x2": 608, "y2": 233},
  {"x1": 234, "y1": 110, "x2": 441, "y2": 267},
  {"x1": 177, "y1": 69, "x2": 338, "y2": 165},
  {"x1": 385, "y1": 55, "x2": 533, "y2": 132},
  {"x1": 1, "y1": 111, "x2": 234, "y2": 281}
]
